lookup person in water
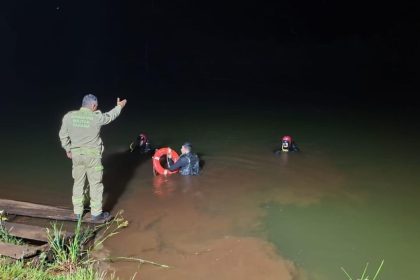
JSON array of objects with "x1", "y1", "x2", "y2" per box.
[
  {"x1": 129, "y1": 133, "x2": 152, "y2": 154},
  {"x1": 165, "y1": 142, "x2": 200, "y2": 176},
  {"x1": 274, "y1": 135, "x2": 300, "y2": 154}
]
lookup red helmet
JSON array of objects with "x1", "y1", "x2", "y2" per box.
[{"x1": 281, "y1": 135, "x2": 292, "y2": 143}]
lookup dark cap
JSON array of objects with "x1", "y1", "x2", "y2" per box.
[{"x1": 182, "y1": 142, "x2": 192, "y2": 150}]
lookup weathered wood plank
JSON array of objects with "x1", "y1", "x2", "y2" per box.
[
  {"x1": 0, "y1": 199, "x2": 74, "y2": 220},
  {"x1": 0, "y1": 199, "x2": 111, "y2": 224},
  {"x1": 0, "y1": 241, "x2": 41, "y2": 259},
  {"x1": 3, "y1": 222, "x2": 74, "y2": 242}
]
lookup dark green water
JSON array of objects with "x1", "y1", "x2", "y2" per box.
[
  {"x1": 262, "y1": 107, "x2": 420, "y2": 279},
  {"x1": 1, "y1": 100, "x2": 419, "y2": 279}
]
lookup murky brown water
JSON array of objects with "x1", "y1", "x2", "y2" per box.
[
  {"x1": 104, "y1": 163, "x2": 295, "y2": 279},
  {"x1": 2, "y1": 104, "x2": 420, "y2": 279},
  {"x1": 97, "y1": 143, "x2": 347, "y2": 279}
]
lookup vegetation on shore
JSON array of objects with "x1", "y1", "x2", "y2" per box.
[
  {"x1": 341, "y1": 260, "x2": 384, "y2": 280},
  {"x1": 0, "y1": 211, "x2": 168, "y2": 280},
  {"x1": 2, "y1": 210, "x2": 386, "y2": 279}
]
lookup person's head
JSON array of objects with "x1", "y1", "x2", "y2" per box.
[
  {"x1": 82, "y1": 94, "x2": 98, "y2": 111},
  {"x1": 138, "y1": 133, "x2": 148, "y2": 146},
  {"x1": 181, "y1": 142, "x2": 192, "y2": 154},
  {"x1": 281, "y1": 135, "x2": 292, "y2": 152}
]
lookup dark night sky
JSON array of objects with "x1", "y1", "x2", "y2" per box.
[{"x1": 1, "y1": 1, "x2": 419, "y2": 108}]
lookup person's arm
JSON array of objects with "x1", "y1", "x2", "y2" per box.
[
  {"x1": 129, "y1": 137, "x2": 140, "y2": 152},
  {"x1": 167, "y1": 156, "x2": 188, "y2": 172},
  {"x1": 97, "y1": 98, "x2": 127, "y2": 126},
  {"x1": 58, "y1": 114, "x2": 72, "y2": 159}
]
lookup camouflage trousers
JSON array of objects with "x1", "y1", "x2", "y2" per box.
[{"x1": 71, "y1": 154, "x2": 104, "y2": 216}]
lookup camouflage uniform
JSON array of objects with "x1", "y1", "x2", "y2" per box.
[{"x1": 59, "y1": 106, "x2": 122, "y2": 216}]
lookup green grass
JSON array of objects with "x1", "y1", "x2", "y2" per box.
[
  {"x1": 0, "y1": 212, "x2": 127, "y2": 279},
  {"x1": 0, "y1": 226, "x2": 23, "y2": 245},
  {"x1": 0, "y1": 223, "x2": 23, "y2": 245},
  {"x1": 0, "y1": 211, "x2": 166, "y2": 279},
  {"x1": 0, "y1": 210, "x2": 23, "y2": 245},
  {"x1": 0, "y1": 260, "x2": 110, "y2": 280},
  {"x1": 341, "y1": 260, "x2": 384, "y2": 280},
  {"x1": 47, "y1": 218, "x2": 95, "y2": 273}
]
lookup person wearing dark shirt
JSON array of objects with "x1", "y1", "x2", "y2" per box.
[{"x1": 165, "y1": 142, "x2": 200, "y2": 176}]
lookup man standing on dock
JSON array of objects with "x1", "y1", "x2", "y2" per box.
[{"x1": 59, "y1": 94, "x2": 127, "y2": 221}]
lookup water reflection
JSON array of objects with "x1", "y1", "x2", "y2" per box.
[
  {"x1": 152, "y1": 175, "x2": 197, "y2": 198},
  {"x1": 278, "y1": 152, "x2": 289, "y2": 166},
  {"x1": 152, "y1": 175, "x2": 176, "y2": 198}
]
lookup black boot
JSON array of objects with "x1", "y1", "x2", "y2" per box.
[{"x1": 92, "y1": 211, "x2": 110, "y2": 222}]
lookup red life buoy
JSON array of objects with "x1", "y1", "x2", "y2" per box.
[{"x1": 152, "y1": 147, "x2": 180, "y2": 175}]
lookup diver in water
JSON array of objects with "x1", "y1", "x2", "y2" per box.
[
  {"x1": 274, "y1": 135, "x2": 300, "y2": 155},
  {"x1": 129, "y1": 133, "x2": 152, "y2": 154},
  {"x1": 165, "y1": 142, "x2": 200, "y2": 176}
]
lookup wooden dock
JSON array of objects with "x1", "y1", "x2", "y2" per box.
[
  {"x1": 0, "y1": 199, "x2": 112, "y2": 259},
  {"x1": 0, "y1": 199, "x2": 111, "y2": 224}
]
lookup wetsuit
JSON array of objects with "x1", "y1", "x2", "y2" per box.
[
  {"x1": 167, "y1": 152, "x2": 200, "y2": 175},
  {"x1": 274, "y1": 142, "x2": 300, "y2": 155},
  {"x1": 129, "y1": 137, "x2": 152, "y2": 154}
]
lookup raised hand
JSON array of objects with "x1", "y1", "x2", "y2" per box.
[{"x1": 117, "y1": 97, "x2": 127, "y2": 108}]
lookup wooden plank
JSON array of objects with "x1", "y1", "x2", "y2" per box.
[
  {"x1": 0, "y1": 199, "x2": 74, "y2": 220},
  {"x1": 0, "y1": 199, "x2": 111, "y2": 224},
  {"x1": 0, "y1": 241, "x2": 41, "y2": 259},
  {"x1": 3, "y1": 222, "x2": 74, "y2": 242}
]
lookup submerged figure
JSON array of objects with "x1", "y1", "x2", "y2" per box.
[
  {"x1": 129, "y1": 133, "x2": 152, "y2": 154},
  {"x1": 165, "y1": 142, "x2": 200, "y2": 176},
  {"x1": 274, "y1": 135, "x2": 300, "y2": 155},
  {"x1": 59, "y1": 94, "x2": 127, "y2": 221}
]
